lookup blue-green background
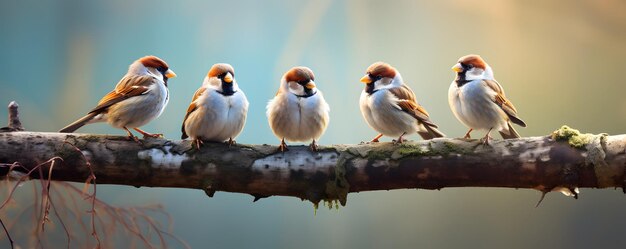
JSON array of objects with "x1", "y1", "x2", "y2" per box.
[{"x1": 2, "y1": 0, "x2": 626, "y2": 248}]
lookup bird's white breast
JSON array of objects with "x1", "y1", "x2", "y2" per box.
[
  {"x1": 185, "y1": 89, "x2": 249, "y2": 142},
  {"x1": 107, "y1": 78, "x2": 168, "y2": 128},
  {"x1": 359, "y1": 89, "x2": 420, "y2": 137},
  {"x1": 267, "y1": 91, "x2": 330, "y2": 142},
  {"x1": 448, "y1": 80, "x2": 507, "y2": 131}
]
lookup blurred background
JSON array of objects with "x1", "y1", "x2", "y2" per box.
[{"x1": 2, "y1": 0, "x2": 626, "y2": 248}]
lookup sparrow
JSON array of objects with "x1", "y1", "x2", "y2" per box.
[
  {"x1": 266, "y1": 66, "x2": 330, "y2": 152},
  {"x1": 449, "y1": 54, "x2": 526, "y2": 145},
  {"x1": 59, "y1": 55, "x2": 176, "y2": 142},
  {"x1": 359, "y1": 62, "x2": 445, "y2": 143},
  {"x1": 181, "y1": 63, "x2": 249, "y2": 149}
]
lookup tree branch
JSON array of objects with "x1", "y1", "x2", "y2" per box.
[{"x1": 1, "y1": 102, "x2": 625, "y2": 205}]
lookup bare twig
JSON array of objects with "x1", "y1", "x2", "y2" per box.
[
  {"x1": 0, "y1": 218, "x2": 14, "y2": 249},
  {"x1": 49, "y1": 197, "x2": 72, "y2": 249},
  {"x1": 63, "y1": 142, "x2": 101, "y2": 248},
  {"x1": 0, "y1": 101, "x2": 23, "y2": 132}
]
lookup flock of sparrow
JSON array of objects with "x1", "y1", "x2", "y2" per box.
[{"x1": 59, "y1": 54, "x2": 526, "y2": 151}]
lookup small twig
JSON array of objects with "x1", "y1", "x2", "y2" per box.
[
  {"x1": 63, "y1": 142, "x2": 101, "y2": 248},
  {"x1": 48, "y1": 188, "x2": 72, "y2": 249},
  {"x1": 39, "y1": 158, "x2": 58, "y2": 232},
  {"x1": 0, "y1": 101, "x2": 24, "y2": 132},
  {"x1": 0, "y1": 218, "x2": 14, "y2": 249},
  {"x1": 0, "y1": 159, "x2": 60, "y2": 210}
]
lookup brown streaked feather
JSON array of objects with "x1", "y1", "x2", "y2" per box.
[
  {"x1": 139, "y1": 56, "x2": 169, "y2": 70},
  {"x1": 181, "y1": 87, "x2": 208, "y2": 139},
  {"x1": 366, "y1": 62, "x2": 397, "y2": 79},
  {"x1": 483, "y1": 79, "x2": 526, "y2": 127},
  {"x1": 88, "y1": 75, "x2": 157, "y2": 114},
  {"x1": 389, "y1": 85, "x2": 438, "y2": 128},
  {"x1": 458, "y1": 54, "x2": 487, "y2": 70},
  {"x1": 284, "y1": 67, "x2": 315, "y2": 83},
  {"x1": 208, "y1": 64, "x2": 235, "y2": 78}
]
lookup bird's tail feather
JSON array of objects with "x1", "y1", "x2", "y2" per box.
[
  {"x1": 418, "y1": 124, "x2": 446, "y2": 140},
  {"x1": 59, "y1": 113, "x2": 98, "y2": 133},
  {"x1": 499, "y1": 122, "x2": 521, "y2": 139}
]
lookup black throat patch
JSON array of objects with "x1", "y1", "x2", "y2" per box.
[
  {"x1": 217, "y1": 82, "x2": 236, "y2": 96},
  {"x1": 455, "y1": 72, "x2": 471, "y2": 87},
  {"x1": 294, "y1": 91, "x2": 317, "y2": 98},
  {"x1": 365, "y1": 83, "x2": 377, "y2": 95}
]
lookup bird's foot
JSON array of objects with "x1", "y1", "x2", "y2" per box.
[
  {"x1": 227, "y1": 138, "x2": 236, "y2": 147},
  {"x1": 127, "y1": 135, "x2": 142, "y2": 144},
  {"x1": 123, "y1": 127, "x2": 142, "y2": 144},
  {"x1": 481, "y1": 129, "x2": 493, "y2": 146},
  {"x1": 133, "y1": 128, "x2": 163, "y2": 139},
  {"x1": 370, "y1": 134, "x2": 383, "y2": 143},
  {"x1": 278, "y1": 139, "x2": 289, "y2": 152},
  {"x1": 480, "y1": 134, "x2": 492, "y2": 146},
  {"x1": 463, "y1": 129, "x2": 473, "y2": 139},
  {"x1": 392, "y1": 133, "x2": 407, "y2": 144},
  {"x1": 193, "y1": 139, "x2": 204, "y2": 150},
  {"x1": 309, "y1": 140, "x2": 319, "y2": 152}
]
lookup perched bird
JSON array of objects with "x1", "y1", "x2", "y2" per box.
[
  {"x1": 267, "y1": 67, "x2": 330, "y2": 152},
  {"x1": 59, "y1": 56, "x2": 176, "y2": 142},
  {"x1": 448, "y1": 54, "x2": 526, "y2": 144},
  {"x1": 181, "y1": 63, "x2": 249, "y2": 148},
  {"x1": 359, "y1": 62, "x2": 445, "y2": 143}
]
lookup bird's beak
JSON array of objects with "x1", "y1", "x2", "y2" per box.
[
  {"x1": 165, "y1": 69, "x2": 177, "y2": 78},
  {"x1": 360, "y1": 75, "x2": 372, "y2": 84},
  {"x1": 305, "y1": 81, "x2": 316, "y2": 89},
  {"x1": 224, "y1": 72, "x2": 233, "y2": 83},
  {"x1": 451, "y1": 63, "x2": 464, "y2": 73}
]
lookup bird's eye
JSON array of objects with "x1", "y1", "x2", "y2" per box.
[{"x1": 467, "y1": 64, "x2": 474, "y2": 69}]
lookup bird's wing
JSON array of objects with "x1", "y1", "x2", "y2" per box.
[
  {"x1": 181, "y1": 87, "x2": 208, "y2": 139},
  {"x1": 388, "y1": 85, "x2": 438, "y2": 128},
  {"x1": 88, "y1": 75, "x2": 157, "y2": 114},
  {"x1": 483, "y1": 79, "x2": 526, "y2": 127}
]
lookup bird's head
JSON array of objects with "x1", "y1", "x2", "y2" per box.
[
  {"x1": 360, "y1": 62, "x2": 400, "y2": 94},
  {"x1": 138, "y1": 55, "x2": 176, "y2": 85},
  {"x1": 282, "y1": 66, "x2": 317, "y2": 98},
  {"x1": 205, "y1": 63, "x2": 237, "y2": 95},
  {"x1": 451, "y1": 54, "x2": 493, "y2": 82}
]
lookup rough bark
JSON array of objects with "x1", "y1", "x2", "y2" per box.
[
  {"x1": 1, "y1": 102, "x2": 625, "y2": 205},
  {"x1": 1, "y1": 129, "x2": 625, "y2": 205}
]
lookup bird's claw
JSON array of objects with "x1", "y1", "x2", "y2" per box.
[
  {"x1": 392, "y1": 133, "x2": 406, "y2": 144},
  {"x1": 480, "y1": 135, "x2": 492, "y2": 146},
  {"x1": 463, "y1": 129, "x2": 473, "y2": 139},
  {"x1": 194, "y1": 139, "x2": 204, "y2": 149},
  {"x1": 143, "y1": 133, "x2": 163, "y2": 139},
  {"x1": 309, "y1": 141, "x2": 319, "y2": 152},
  {"x1": 127, "y1": 135, "x2": 142, "y2": 144},
  {"x1": 278, "y1": 144, "x2": 289, "y2": 152},
  {"x1": 370, "y1": 134, "x2": 383, "y2": 143},
  {"x1": 227, "y1": 138, "x2": 236, "y2": 147},
  {"x1": 278, "y1": 139, "x2": 289, "y2": 152},
  {"x1": 133, "y1": 128, "x2": 162, "y2": 139}
]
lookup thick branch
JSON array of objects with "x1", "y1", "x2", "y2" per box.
[{"x1": 1, "y1": 129, "x2": 625, "y2": 205}]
